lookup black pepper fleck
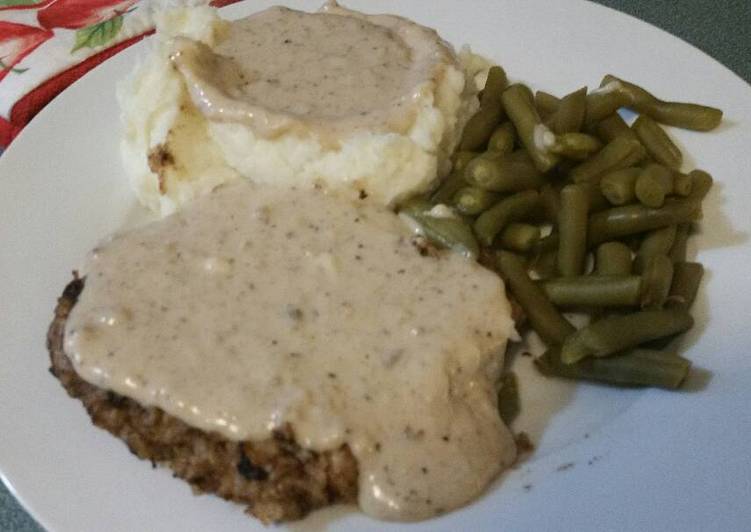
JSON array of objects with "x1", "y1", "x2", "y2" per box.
[{"x1": 237, "y1": 452, "x2": 268, "y2": 481}]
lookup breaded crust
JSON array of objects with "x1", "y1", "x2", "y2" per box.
[{"x1": 47, "y1": 278, "x2": 358, "y2": 523}]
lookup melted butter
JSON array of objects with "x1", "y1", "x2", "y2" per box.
[
  {"x1": 170, "y1": 3, "x2": 455, "y2": 139},
  {"x1": 65, "y1": 182, "x2": 517, "y2": 520}
]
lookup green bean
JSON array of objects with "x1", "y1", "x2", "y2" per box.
[
  {"x1": 459, "y1": 66, "x2": 508, "y2": 150},
  {"x1": 480, "y1": 67, "x2": 508, "y2": 104},
  {"x1": 399, "y1": 198, "x2": 479, "y2": 259},
  {"x1": 496, "y1": 251, "x2": 575, "y2": 345},
  {"x1": 635, "y1": 164, "x2": 674, "y2": 208},
  {"x1": 557, "y1": 185, "x2": 589, "y2": 276},
  {"x1": 549, "y1": 133, "x2": 603, "y2": 160},
  {"x1": 474, "y1": 190, "x2": 540, "y2": 246},
  {"x1": 560, "y1": 308, "x2": 693, "y2": 364},
  {"x1": 536, "y1": 346, "x2": 691, "y2": 389},
  {"x1": 535, "y1": 90, "x2": 561, "y2": 116},
  {"x1": 595, "y1": 241, "x2": 633, "y2": 275},
  {"x1": 587, "y1": 199, "x2": 701, "y2": 246},
  {"x1": 600, "y1": 167, "x2": 641, "y2": 205},
  {"x1": 499, "y1": 223, "x2": 541, "y2": 252},
  {"x1": 487, "y1": 122, "x2": 516, "y2": 154},
  {"x1": 635, "y1": 225, "x2": 677, "y2": 272},
  {"x1": 540, "y1": 275, "x2": 642, "y2": 307},
  {"x1": 502, "y1": 84, "x2": 559, "y2": 172},
  {"x1": 687, "y1": 169, "x2": 713, "y2": 201},
  {"x1": 577, "y1": 181, "x2": 610, "y2": 212},
  {"x1": 640, "y1": 255, "x2": 674, "y2": 308},
  {"x1": 666, "y1": 261, "x2": 704, "y2": 310},
  {"x1": 547, "y1": 87, "x2": 587, "y2": 134},
  {"x1": 497, "y1": 371, "x2": 520, "y2": 425},
  {"x1": 595, "y1": 112, "x2": 641, "y2": 144},
  {"x1": 632, "y1": 115, "x2": 683, "y2": 170},
  {"x1": 585, "y1": 85, "x2": 631, "y2": 125},
  {"x1": 601, "y1": 75, "x2": 723, "y2": 131},
  {"x1": 672, "y1": 171, "x2": 693, "y2": 197},
  {"x1": 431, "y1": 171, "x2": 467, "y2": 204},
  {"x1": 452, "y1": 151, "x2": 479, "y2": 174},
  {"x1": 464, "y1": 150, "x2": 545, "y2": 192},
  {"x1": 453, "y1": 186, "x2": 501, "y2": 216},
  {"x1": 668, "y1": 223, "x2": 691, "y2": 263},
  {"x1": 570, "y1": 136, "x2": 645, "y2": 183},
  {"x1": 539, "y1": 184, "x2": 561, "y2": 223}
]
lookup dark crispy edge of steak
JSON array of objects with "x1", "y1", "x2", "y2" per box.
[{"x1": 47, "y1": 277, "x2": 358, "y2": 524}]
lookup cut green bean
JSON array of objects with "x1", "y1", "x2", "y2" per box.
[
  {"x1": 687, "y1": 169, "x2": 713, "y2": 201},
  {"x1": 560, "y1": 308, "x2": 693, "y2": 364},
  {"x1": 596, "y1": 241, "x2": 633, "y2": 275},
  {"x1": 431, "y1": 171, "x2": 467, "y2": 204},
  {"x1": 570, "y1": 136, "x2": 645, "y2": 183},
  {"x1": 586, "y1": 85, "x2": 631, "y2": 125},
  {"x1": 464, "y1": 150, "x2": 544, "y2": 192},
  {"x1": 601, "y1": 75, "x2": 723, "y2": 131},
  {"x1": 557, "y1": 185, "x2": 589, "y2": 276},
  {"x1": 459, "y1": 66, "x2": 508, "y2": 150},
  {"x1": 399, "y1": 199, "x2": 479, "y2": 259},
  {"x1": 487, "y1": 122, "x2": 516, "y2": 154},
  {"x1": 535, "y1": 90, "x2": 561, "y2": 116},
  {"x1": 496, "y1": 251, "x2": 575, "y2": 345},
  {"x1": 452, "y1": 186, "x2": 501, "y2": 216},
  {"x1": 668, "y1": 223, "x2": 691, "y2": 263},
  {"x1": 635, "y1": 225, "x2": 677, "y2": 272},
  {"x1": 672, "y1": 171, "x2": 693, "y2": 197},
  {"x1": 497, "y1": 371, "x2": 520, "y2": 425},
  {"x1": 600, "y1": 167, "x2": 641, "y2": 205},
  {"x1": 474, "y1": 190, "x2": 540, "y2": 246},
  {"x1": 548, "y1": 87, "x2": 587, "y2": 134},
  {"x1": 540, "y1": 275, "x2": 642, "y2": 307},
  {"x1": 632, "y1": 115, "x2": 683, "y2": 170},
  {"x1": 595, "y1": 112, "x2": 641, "y2": 144},
  {"x1": 588, "y1": 199, "x2": 701, "y2": 246},
  {"x1": 536, "y1": 346, "x2": 691, "y2": 389},
  {"x1": 635, "y1": 164, "x2": 674, "y2": 208},
  {"x1": 452, "y1": 151, "x2": 479, "y2": 174},
  {"x1": 549, "y1": 133, "x2": 603, "y2": 160},
  {"x1": 499, "y1": 223, "x2": 541, "y2": 252},
  {"x1": 502, "y1": 84, "x2": 559, "y2": 172},
  {"x1": 640, "y1": 255, "x2": 675, "y2": 308},
  {"x1": 666, "y1": 261, "x2": 704, "y2": 310}
]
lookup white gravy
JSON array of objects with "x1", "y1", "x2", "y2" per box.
[
  {"x1": 170, "y1": 3, "x2": 456, "y2": 139},
  {"x1": 64, "y1": 183, "x2": 517, "y2": 520}
]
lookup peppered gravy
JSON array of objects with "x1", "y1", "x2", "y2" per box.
[
  {"x1": 64, "y1": 182, "x2": 517, "y2": 521},
  {"x1": 170, "y1": 2, "x2": 456, "y2": 138}
]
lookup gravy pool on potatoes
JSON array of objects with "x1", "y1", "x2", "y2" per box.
[
  {"x1": 170, "y1": 2, "x2": 456, "y2": 139},
  {"x1": 64, "y1": 183, "x2": 517, "y2": 521}
]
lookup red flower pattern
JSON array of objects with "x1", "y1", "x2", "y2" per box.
[
  {"x1": 37, "y1": 0, "x2": 137, "y2": 30},
  {"x1": 0, "y1": 20, "x2": 53, "y2": 83},
  {"x1": 0, "y1": 0, "x2": 243, "y2": 147},
  {"x1": 0, "y1": 0, "x2": 55, "y2": 12}
]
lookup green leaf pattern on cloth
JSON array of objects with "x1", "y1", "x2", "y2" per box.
[
  {"x1": 0, "y1": 57, "x2": 28, "y2": 74},
  {"x1": 0, "y1": 0, "x2": 45, "y2": 7},
  {"x1": 71, "y1": 15, "x2": 123, "y2": 53}
]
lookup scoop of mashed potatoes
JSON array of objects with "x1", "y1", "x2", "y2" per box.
[{"x1": 119, "y1": 3, "x2": 487, "y2": 216}]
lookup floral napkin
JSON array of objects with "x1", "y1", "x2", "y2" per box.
[{"x1": 0, "y1": 0, "x2": 236, "y2": 148}]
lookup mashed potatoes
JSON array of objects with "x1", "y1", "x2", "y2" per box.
[{"x1": 119, "y1": 3, "x2": 486, "y2": 216}]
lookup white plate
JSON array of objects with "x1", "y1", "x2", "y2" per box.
[{"x1": 2, "y1": 1, "x2": 751, "y2": 530}]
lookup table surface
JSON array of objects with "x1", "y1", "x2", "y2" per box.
[{"x1": 1, "y1": 0, "x2": 749, "y2": 530}]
